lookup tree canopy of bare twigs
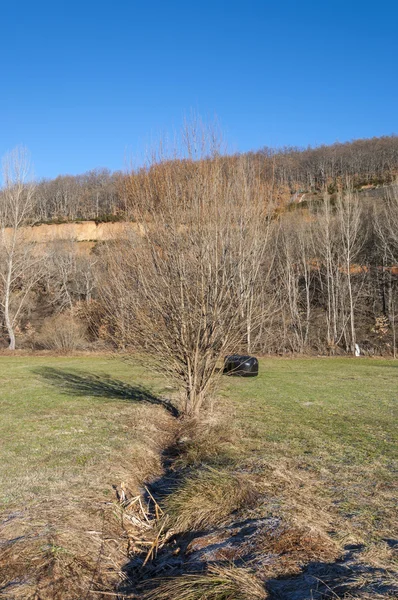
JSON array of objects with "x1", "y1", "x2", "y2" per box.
[{"x1": 99, "y1": 129, "x2": 277, "y2": 416}]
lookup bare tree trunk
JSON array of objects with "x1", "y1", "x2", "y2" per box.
[
  {"x1": 392, "y1": 295, "x2": 397, "y2": 359},
  {"x1": 4, "y1": 270, "x2": 15, "y2": 349},
  {"x1": 336, "y1": 189, "x2": 363, "y2": 354},
  {"x1": 374, "y1": 183, "x2": 398, "y2": 357}
]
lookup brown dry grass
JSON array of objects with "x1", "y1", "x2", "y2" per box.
[
  {"x1": 250, "y1": 458, "x2": 342, "y2": 534},
  {"x1": 0, "y1": 505, "x2": 123, "y2": 599},
  {"x1": 162, "y1": 466, "x2": 259, "y2": 533},
  {"x1": 0, "y1": 430, "x2": 172, "y2": 599},
  {"x1": 172, "y1": 405, "x2": 240, "y2": 468},
  {"x1": 256, "y1": 523, "x2": 340, "y2": 579},
  {"x1": 142, "y1": 564, "x2": 267, "y2": 600}
]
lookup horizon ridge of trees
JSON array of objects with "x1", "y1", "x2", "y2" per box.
[{"x1": 0, "y1": 134, "x2": 394, "y2": 226}]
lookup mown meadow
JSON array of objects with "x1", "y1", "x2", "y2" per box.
[{"x1": 0, "y1": 356, "x2": 396, "y2": 599}]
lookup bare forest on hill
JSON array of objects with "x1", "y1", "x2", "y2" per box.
[
  {"x1": 0, "y1": 135, "x2": 398, "y2": 360},
  {"x1": 10, "y1": 134, "x2": 398, "y2": 225}
]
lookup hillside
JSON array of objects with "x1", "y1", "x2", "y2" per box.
[
  {"x1": 3, "y1": 184, "x2": 393, "y2": 247},
  {"x1": 1, "y1": 135, "x2": 395, "y2": 225},
  {"x1": 0, "y1": 138, "x2": 397, "y2": 357}
]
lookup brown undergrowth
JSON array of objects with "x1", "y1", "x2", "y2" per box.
[{"x1": 142, "y1": 564, "x2": 268, "y2": 600}]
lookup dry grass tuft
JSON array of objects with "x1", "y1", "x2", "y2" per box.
[
  {"x1": 0, "y1": 507, "x2": 123, "y2": 599},
  {"x1": 174, "y1": 409, "x2": 239, "y2": 468},
  {"x1": 269, "y1": 525, "x2": 337, "y2": 561},
  {"x1": 142, "y1": 564, "x2": 267, "y2": 600},
  {"x1": 163, "y1": 467, "x2": 259, "y2": 533},
  {"x1": 360, "y1": 540, "x2": 398, "y2": 571}
]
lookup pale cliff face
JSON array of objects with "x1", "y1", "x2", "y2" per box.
[{"x1": 3, "y1": 221, "x2": 140, "y2": 244}]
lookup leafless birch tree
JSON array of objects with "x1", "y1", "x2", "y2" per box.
[
  {"x1": 335, "y1": 190, "x2": 365, "y2": 353},
  {"x1": 278, "y1": 213, "x2": 313, "y2": 352},
  {"x1": 311, "y1": 190, "x2": 365, "y2": 354},
  {"x1": 0, "y1": 147, "x2": 45, "y2": 349}
]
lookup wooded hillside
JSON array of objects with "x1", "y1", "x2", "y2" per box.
[
  {"x1": 19, "y1": 134, "x2": 398, "y2": 223},
  {"x1": 0, "y1": 136, "x2": 397, "y2": 356}
]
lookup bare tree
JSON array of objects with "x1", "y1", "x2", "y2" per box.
[
  {"x1": 43, "y1": 240, "x2": 98, "y2": 312},
  {"x1": 374, "y1": 184, "x2": 398, "y2": 356},
  {"x1": 278, "y1": 213, "x2": 313, "y2": 353},
  {"x1": 311, "y1": 194, "x2": 341, "y2": 351},
  {"x1": 335, "y1": 189, "x2": 365, "y2": 353},
  {"x1": 310, "y1": 188, "x2": 365, "y2": 354},
  {"x1": 0, "y1": 147, "x2": 45, "y2": 349},
  {"x1": 100, "y1": 131, "x2": 275, "y2": 416}
]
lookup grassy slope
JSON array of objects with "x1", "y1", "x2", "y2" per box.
[
  {"x1": 0, "y1": 355, "x2": 174, "y2": 509},
  {"x1": 0, "y1": 355, "x2": 175, "y2": 599},
  {"x1": 0, "y1": 355, "x2": 396, "y2": 597},
  {"x1": 222, "y1": 357, "x2": 397, "y2": 542}
]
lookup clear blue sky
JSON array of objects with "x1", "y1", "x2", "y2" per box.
[{"x1": 1, "y1": 0, "x2": 397, "y2": 179}]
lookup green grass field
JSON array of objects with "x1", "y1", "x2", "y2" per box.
[
  {"x1": 0, "y1": 355, "x2": 397, "y2": 598},
  {"x1": 223, "y1": 358, "x2": 397, "y2": 542},
  {"x1": 1, "y1": 356, "x2": 396, "y2": 523},
  {"x1": 0, "y1": 355, "x2": 175, "y2": 509},
  {"x1": 226, "y1": 357, "x2": 397, "y2": 458}
]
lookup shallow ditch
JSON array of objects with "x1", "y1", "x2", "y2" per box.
[{"x1": 111, "y1": 434, "x2": 398, "y2": 600}]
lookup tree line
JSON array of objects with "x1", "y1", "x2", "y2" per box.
[
  {"x1": 5, "y1": 134, "x2": 398, "y2": 225},
  {"x1": 252, "y1": 135, "x2": 398, "y2": 193}
]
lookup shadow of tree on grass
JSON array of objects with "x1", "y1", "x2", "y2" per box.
[{"x1": 34, "y1": 367, "x2": 179, "y2": 417}]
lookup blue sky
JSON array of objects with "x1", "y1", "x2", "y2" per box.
[{"x1": 0, "y1": 0, "x2": 397, "y2": 179}]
